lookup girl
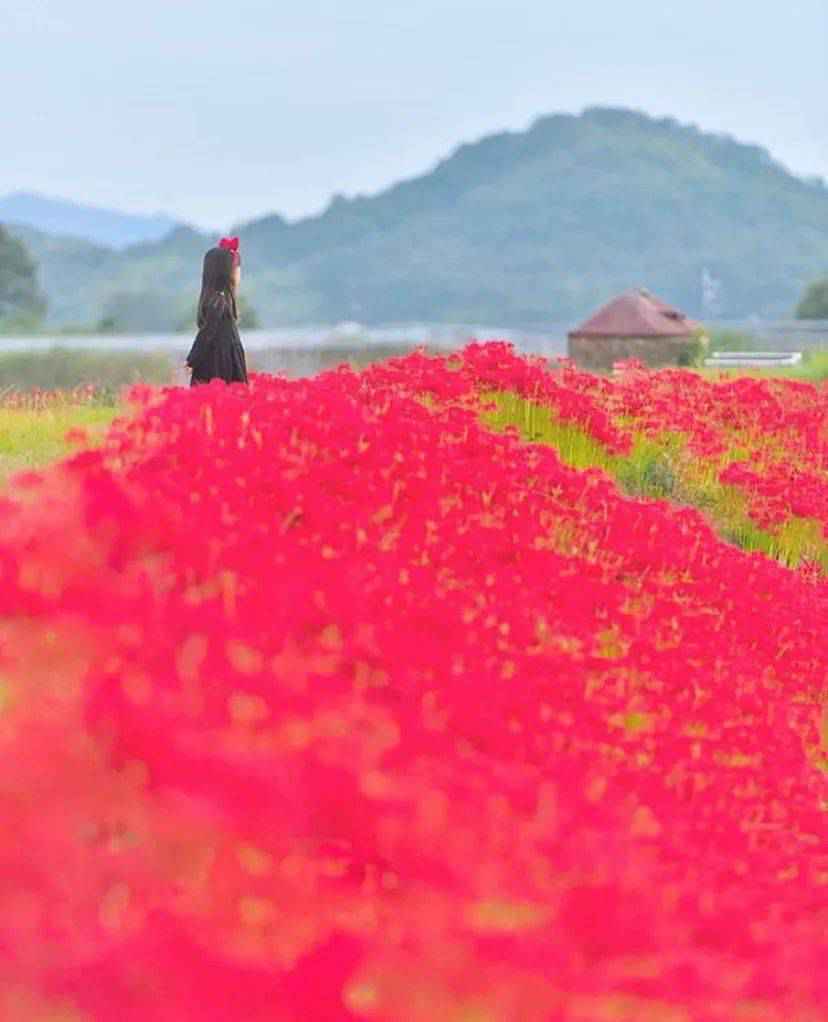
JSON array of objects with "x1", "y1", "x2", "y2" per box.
[{"x1": 186, "y1": 237, "x2": 249, "y2": 386}]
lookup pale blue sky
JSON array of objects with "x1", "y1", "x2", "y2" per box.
[{"x1": 3, "y1": 0, "x2": 826, "y2": 229}]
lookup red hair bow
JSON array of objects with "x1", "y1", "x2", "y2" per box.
[{"x1": 218, "y1": 236, "x2": 241, "y2": 265}]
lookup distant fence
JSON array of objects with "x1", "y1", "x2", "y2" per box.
[
  {"x1": 476, "y1": 321, "x2": 828, "y2": 358},
  {"x1": 508, "y1": 320, "x2": 828, "y2": 357},
  {"x1": 414, "y1": 320, "x2": 828, "y2": 357},
  {"x1": 2, "y1": 320, "x2": 827, "y2": 358},
  {"x1": 706, "y1": 320, "x2": 828, "y2": 352}
]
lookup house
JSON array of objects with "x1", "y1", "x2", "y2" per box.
[{"x1": 568, "y1": 289, "x2": 703, "y2": 371}]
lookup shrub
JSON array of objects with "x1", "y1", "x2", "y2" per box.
[{"x1": 0, "y1": 347, "x2": 174, "y2": 399}]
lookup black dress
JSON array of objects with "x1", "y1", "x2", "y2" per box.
[{"x1": 186, "y1": 292, "x2": 249, "y2": 386}]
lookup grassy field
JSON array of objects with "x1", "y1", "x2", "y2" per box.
[
  {"x1": 0, "y1": 348, "x2": 172, "y2": 485},
  {"x1": 0, "y1": 348, "x2": 175, "y2": 399},
  {"x1": 0, "y1": 404, "x2": 120, "y2": 483},
  {"x1": 484, "y1": 381, "x2": 828, "y2": 571},
  {"x1": 701, "y1": 348, "x2": 828, "y2": 381},
  {"x1": 0, "y1": 346, "x2": 825, "y2": 492},
  {"x1": 4, "y1": 345, "x2": 827, "y2": 1020}
]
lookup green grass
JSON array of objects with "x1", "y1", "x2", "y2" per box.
[
  {"x1": 702, "y1": 349, "x2": 828, "y2": 383},
  {"x1": 483, "y1": 391, "x2": 828, "y2": 570},
  {"x1": 0, "y1": 348, "x2": 165, "y2": 483},
  {"x1": 0, "y1": 405, "x2": 119, "y2": 484},
  {"x1": 485, "y1": 390, "x2": 617, "y2": 473}
]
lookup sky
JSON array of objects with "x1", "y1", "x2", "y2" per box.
[{"x1": 3, "y1": 0, "x2": 827, "y2": 230}]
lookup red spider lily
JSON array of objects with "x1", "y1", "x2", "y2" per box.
[
  {"x1": 0, "y1": 383, "x2": 99, "y2": 411},
  {"x1": 0, "y1": 348, "x2": 825, "y2": 1020}
]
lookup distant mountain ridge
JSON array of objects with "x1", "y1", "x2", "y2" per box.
[
  {"x1": 7, "y1": 107, "x2": 828, "y2": 330},
  {"x1": 0, "y1": 192, "x2": 182, "y2": 249}
]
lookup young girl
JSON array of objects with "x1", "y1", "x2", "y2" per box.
[{"x1": 186, "y1": 237, "x2": 249, "y2": 386}]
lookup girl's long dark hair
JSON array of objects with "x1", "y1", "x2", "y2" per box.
[{"x1": 197, "y1": 247, "x2": 238, "y2": 328}]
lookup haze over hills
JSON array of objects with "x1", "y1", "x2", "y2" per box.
[
  {"x1": 7, "y1": 107, "x2": 828, "y2": 331},
  {"x1": 0, "y1": 193, "x2": 182, "y2": 250},
  {"x1": 7, "y1": 222, "x2": 208, "y2": 331}
]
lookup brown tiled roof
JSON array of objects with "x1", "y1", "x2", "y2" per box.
[{"x1": 568, "y1": 289, "x2": 701, "y2": 339}]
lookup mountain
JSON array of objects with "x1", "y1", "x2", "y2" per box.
[
  {"x1": 7, "y1": 108, "x2": 828, "y2": 331},
  {"x1": 0, "y1": 192, "x2": 181, "y2": 249}
]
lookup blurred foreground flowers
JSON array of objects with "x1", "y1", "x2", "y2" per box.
[{"x1": 0, "y1": 345, "x2": 827, "y2": 1021}]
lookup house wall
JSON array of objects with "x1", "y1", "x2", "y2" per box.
[{"x1": 567, "y1": 335, "x2": 697, "y2": 372}]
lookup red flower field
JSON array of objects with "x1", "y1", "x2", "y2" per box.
[{"x1": 0, "y1": 344, "x2": 827, "y2": 1021}]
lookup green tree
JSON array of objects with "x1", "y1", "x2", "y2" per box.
[
  {"x1": 237, "y1": 295, "x2": 260, "y2": 330},
  {"x1": 96, "y1": 290, "x2": 176, "y2": 333},
  {"x1": 796, "y1": 277, "x2": 828, "y2": 319},
  {"x1": 0, "y1": 225, "x2": 47, "y2": 329}
]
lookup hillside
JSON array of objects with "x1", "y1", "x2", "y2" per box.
[
  {"x1": 0, "y1": 192, "x2": 180, "y2": 249},
  {"x1": 9, "y1": 223, "x2": 208, "y2": 330},
  {"x1": 8, "y1": 107, "x2": 828, "y2": 330}
]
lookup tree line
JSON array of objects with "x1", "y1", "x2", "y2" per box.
[
  {"x1": 0, "y1": 225, "x2": 47, "y2": 331},
  {"x1": 3, "y1": 216, "x2": 828, "y2": 334}
]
